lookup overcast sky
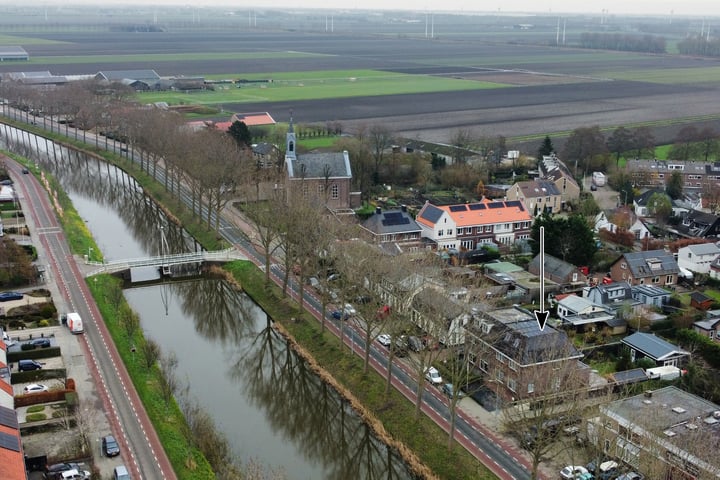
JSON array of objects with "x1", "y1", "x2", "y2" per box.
[{"x1": 23, "y1": 1, "x2": 720, "y2": 17}]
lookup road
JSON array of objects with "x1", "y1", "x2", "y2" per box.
[
  {"x1": 2, "y1": 116, "x2": 541, "y2": 479},
  {"x1": 5, "y1": 159, "x2": 175, "y2": 480}
]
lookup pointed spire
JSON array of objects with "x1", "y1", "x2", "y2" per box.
[{"x1": 288, "y1": 109, "x2": 294, "y2": 133}]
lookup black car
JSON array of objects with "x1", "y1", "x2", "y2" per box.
[
  {"x1": 25, "y1": 338, "x2": 51, "y2": 349},
  {"x1": 102, "y1": 434, "x2": 120, "y2": 457}
]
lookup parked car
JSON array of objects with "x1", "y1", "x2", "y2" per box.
[
  {"x1": 560, "y1": 465, "x2": 589, "y2": 479},
  {"x1": 113, "y1": 465, "x2": 131, "y2": 480},
  {"x1": 23, "y1": 383, "x2": 48, "y2": 394},
  {"x1": 45, "y1": 463, "x2": 83, "y2": 480},
  {"x1": 18, "y1": 359, "x2": 43, "y2": 371},
  {"x1": 343, "y1": 303, "x2": 356, "y2": 316},
  {"x1": 441, "y1": 383, "x2": 464, "y2": 399},
  {"x1": 102, "y1": 434, "x2": 120, "y2": 457},
  {"x1": 586, "y1": 460, "x2": 619, "y2": 479},
  {"x1": 60, "y1": 469, "x2": 91, "y2": 480},
  {"x1": 24, "y1": 338, "x2": 51, "y2": 349},
  {"x1": 391, "y1": 337, "x2": 408, "y2": 357},
  {"x1": 21, "y1": 168, "x2": 30, "y2": 174},
  {"x1": 331, "y1": 310, "x2": 349, "y2": 321},
  {"x1": 407, "y1": 336, "x2": 423, "y2": 352},
  {"x1": 377, "y1": 334, "x2": 392, "y2": 346},
  {"x1": 424, "y1": 366, "x2": 443, "y2": 385},
  {"x1": 0, "y1": 291, "x2": 23, "y2": 302},
  {"x1": 616, "y1": 473, "x2": 644, "y2": 480}
]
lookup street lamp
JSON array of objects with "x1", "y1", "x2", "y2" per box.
[{"x1": 87, "y1": 247, "x2": 93, "y2": 263}]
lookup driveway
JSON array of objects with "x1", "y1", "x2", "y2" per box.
[{"x1": 582, "y1": 175, "x2": 620, "y2": 211}]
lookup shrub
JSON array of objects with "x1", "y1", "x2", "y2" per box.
[
  {"x1": 27, "y1": 405, "x2": 45, "y2": 413},
  {"x1": 26, "y1": 413, "x2": 47, "y2": 422},
  {"x1": 38, "y1": 319, "x2": 50, "y2": 327}
]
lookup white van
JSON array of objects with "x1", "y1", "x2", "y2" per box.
[
  {"x1": 113, "y1": 465, "x2": 131, "y2": 480},
  {"x1": 60, "y1": 469, "x2": 90, "y2": 480}
]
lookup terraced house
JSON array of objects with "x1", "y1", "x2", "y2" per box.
[{"x1": 416, "y1": 199, "x2": 532, "y2": 251}]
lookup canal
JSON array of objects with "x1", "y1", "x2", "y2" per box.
[{"x1": 0, "y1": 125, "x2": 415, "y2": 480}]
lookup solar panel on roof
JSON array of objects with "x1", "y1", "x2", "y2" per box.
[
  {"x1": 0, "y1": 431, "x2": 20, "y2": 452},
  {"x1": 382, "y1": 212, "x2": 411, "y2": 227},
  {"x1": 449, "y1": 205, "x2": 467, "y2": 212},
  {"x1": 0, "y1": 407, "x2": 18, "y2": 429},
  {"x1": 468, "y1": 203, "x2": 486, "y2": 210},
  {"x1": 487, "y1": 202, "x2": 504, "y2": 209},
  {"x1": 518, "y1": 204, "x2": 525, "y2": 211},
  {"x1": 505, "y1": 200, "x2": 522, "y2": 208}
]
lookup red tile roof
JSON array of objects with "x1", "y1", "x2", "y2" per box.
[
  {"x1": 0, "y1": 413, "x2": 25, "y2": 480},
  {"x1": 230, "y1": 112, "x2": 276, "y2": 126},
  {"x1": 418, "y1": 199, "x2": 531, "y2": 228}
]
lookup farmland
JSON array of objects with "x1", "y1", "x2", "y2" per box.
[{"x1": 0, "y1": 6, "x2": 719, "y2": 147}]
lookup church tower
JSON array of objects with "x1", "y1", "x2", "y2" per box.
[{"x1": 286, "y1": 112, "x2": 296, "y2": 161}]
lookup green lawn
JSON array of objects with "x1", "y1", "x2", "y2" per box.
[
  {"x1": 138, "y1": 70, "x2": 508, "y2": 105},
  {"x1": 600, "y1": 66, "x2": 720, "y2": 84}
]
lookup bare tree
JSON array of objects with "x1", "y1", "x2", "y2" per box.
[
  {"x1": 158, "y1": 351, "x2": 179, "y2": 412},
  {"x1": 141, "y1": 338, "x2": 161, "y2": 369},
  {"x1": 368, "y1": 124, "x2": 393, "y2": 183}
]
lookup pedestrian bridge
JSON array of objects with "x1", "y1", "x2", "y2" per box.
[{"x1": 84, "y1": 248, "x2": 247, "y2": 277}]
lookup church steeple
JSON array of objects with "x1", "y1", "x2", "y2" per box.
[{"x1": 286, "y1": 110, "x2": 296, "y2": 161}]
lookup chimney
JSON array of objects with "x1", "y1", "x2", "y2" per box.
[{"x1": 375, "y1": 207, "x2": 382, "y2": 215}]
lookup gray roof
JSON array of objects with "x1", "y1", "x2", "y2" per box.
[
  {"x1": 513, "y1": 179, "x2": 561, "y2": 198},
  {"x1": 620, "y1": 250, "x2": 679, "y2": 278},
  {"x1": 418, "y1": 203, "x2": 444, "y2": 224},
  {"x1": 622, "y1": 332, "x2": 689, "y2": 361},
  {"x1": 611, "y1": 368, "x2": 649, "y2": 385},
  {"x1": 362, "y1": 209, "x2": 421, "y2": 236},
  {"x1": 95, "y1": 69, "x2": 161, "y2": 82},
  {"x1": 0, "y1": 46, "x2": 28, "y2": 59},
  {"x1": 495, "y1": 318, "x2": 581, "y2": 364},
  {"x1": 286, "y1": 151, "x2": 351, "y2": 179},
  {"x1": 634, "y1": 188, "x2": 665, "y2": 206},
  {"x1": 684, "y1": 243, "x2": 720, "y2": 256},
  {"x1": 252, "y1": 142, "x2": 277, "y2": 156},
  {"x1": 529, "y1": 253, "x2": 578, "y2": 281},
  {"x1": 558, "y1": 295, "x2": 601, "y2": 314},
  {"x1": 631, "y1": 285, "x2": 670, "y2": 298},
  {"x1": 690, "y1": 291, "x2": 713, "y2": 304},
  {"x1": 694, "y1": 316, "x2": 720, "y2": 331}
]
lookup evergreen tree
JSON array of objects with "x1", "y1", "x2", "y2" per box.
[
  {"x1": 227, "y1": 120, "x2": 252, "y2": 147},
  {"x1": 537, "y1": 135, "x2": 554, "y2": 160},
  {"x1": 530, "y1": 213, "x2": 597, "y2": 266}
]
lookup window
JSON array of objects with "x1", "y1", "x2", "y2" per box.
[
  {"x1": 437, "y1": 230, "x2": 443, "y2": 237},
  {"x1": 447, "y1": 229, "x2": 453, "y2": 236},
  {"x1": 496, "y1": 370, "x2": 504, "y2": 382},
  {"x1": 486, "y1": 225, "x2": 492, "y2": 233},
  {"x1": 457, "y1": 227, "x2": 464, "y2": 235},
  {"x1": 496, "y1": 351, "x2": 505, "y2": 363},
  {"x1": 476, "y1": 227, "x2": 483, "y2": 234},
  {"x1": 331, "y1": 184, "x2": 339, "y2": 199},
  {"x1": 507, "y1": 378, "x2": 517, "y2": 392},
  {"x1": 527, "y1": 383, "x2": 534, "y2": 394},
  {"x1": 317, "y1": 184, "x2": 325, "y2": 194},
  {"x1": 666, "y1": 275, "x2": 673, "y2": 284},
  {"x1": 480, "y1": 359, "x2": 488, "y2": 372},
  {"x1": 302, "y1": 184, "x2": 308, "y2": 197},
  {"x1": 621, "y1": 262, "x2": 627, "y2": 269},
  {"x1": 653, "y1": 276, "x2": 660, "y2": 284},
  {"x1": 509, "y1": 360, "x2": 518, "y2": 371}
]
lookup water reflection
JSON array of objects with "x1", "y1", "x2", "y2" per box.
[{"x1": 1, "y1": 125, "x2": 416, "y2": 480}]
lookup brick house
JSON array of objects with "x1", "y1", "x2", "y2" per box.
[
  {"x1": 506, "y1": 179, "x2": 562, "y2": 216},
  {"x1": 693, "y1": 312, "x2": 720, "y2": 340},
  {"x1": 466, "y1": 307, "x2": 587, "y2": 401},
  {"x1": 609, "y1": 250, "x2": 679, "y2": 287}
]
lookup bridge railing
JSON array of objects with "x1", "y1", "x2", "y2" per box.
[{"x1": 84, "y1": 248, "x2": 247, "y2": 277}]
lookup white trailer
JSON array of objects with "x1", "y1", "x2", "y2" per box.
[{"x1": 592, "y1": 171, "x2": 606, "y2": 187}]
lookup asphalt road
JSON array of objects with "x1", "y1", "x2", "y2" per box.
[{"x1": 6, "y1": 158, "x2": 176, "y2": 480}]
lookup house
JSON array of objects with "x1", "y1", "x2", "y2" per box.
[
  {"x1": 689, "y1": 291, "x2": 714, "y2": 310},
  {"x1": 556, "y1": 295, "x2": 625, "y2": 334},
  {"x1": 505, "y1": 179, "x2": 562, "y2": 215},
  {"x1": 408, "y1": 287, "x2": 470, "y2": 346},
  {"x1": 674, "y1": 209, "x2": 720, "y2": 239},
  {"x1": 528, "y1": 253, "x2": 587, "y2": 287},
  {"x1": 591, "y1": 387, "x2": 720, "y2": 479},
  {"x1": 711, "y1": 257, "x2": 720, "y2": 280},
  {"x1": 251, "y1": 142, "x2": 281, "y2": 168},
  {"x1": 415, "y1": 199, "x2": 532, "y2": 251},
  {"x1": 284, "y1": 116, "x2": 355, "y2": 211},
  {"x1": 633, "y1": 189, "x2": 666, "y2": 217},
  {"x1": 677, "y1": 243, "x2": 720, "y2": 274},
  {"x1": 359, "y1": 206, "x2": 422, "y2": 254},
  {"x1": 631, "y1": 285, "x2": 670, "y2": 308},
  {"x1": 229, "y1": 112, "x2": 276, "y2": 127},
  {"x1": 594, "y1": 211, "x2": 618, "y2": 234},
  {"x1": 621, "y1": 332, "x2": 690, "y2": 367},
  {"x1": 628, "y1": 158, "x2": 720, "y2": 190},
  {"x1": 584, "y1": 281, "x2": 633, "y2": 305},
  {"x1": 693, "y1": 311, "x2": 720, "y2": 340},
  {"x1": 609, "y1": 250, "x2": 679, "y2": 287},
  {"x1": 538, "y1": 154, "x2": 580, "y2": 205},
  {"x1": 628, "y1": 218, "x2": 651, "y2": 241},
  {"x1": 466, "y1": 306, "x2": 588, "y2": 401}
]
